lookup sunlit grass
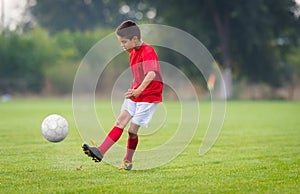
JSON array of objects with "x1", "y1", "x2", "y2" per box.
[{"x1": 0, "y1": 99, "x2": 299, "y2": 193}]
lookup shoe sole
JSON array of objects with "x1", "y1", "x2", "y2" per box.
[
  {"x1": 119, "y1": 166, "x2": 132, "y2": 171},
  {"x1": 82, "y1": 144, "x2": 103, "y2": 163}
]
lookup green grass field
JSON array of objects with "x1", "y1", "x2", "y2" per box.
[{"x1": 0, "y1": 99, "x2": 299, "y2": 193}]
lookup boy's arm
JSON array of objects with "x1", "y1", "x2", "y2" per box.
[{"x1": 125, "y1": 71, "x2": 156, "y2": 98}]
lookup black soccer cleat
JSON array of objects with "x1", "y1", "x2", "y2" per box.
[{"x1": 82, "y1": 144, "x2": 103, "y2": 163}]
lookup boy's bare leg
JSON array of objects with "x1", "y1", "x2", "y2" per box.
[{"x1": 82, "y1": 110, "x2": 132, "y2": 162}]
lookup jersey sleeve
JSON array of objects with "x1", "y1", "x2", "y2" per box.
[{"x1": 142, "y1": 46, "x2": 160, "y2": 74}]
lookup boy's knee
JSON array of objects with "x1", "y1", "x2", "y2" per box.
[
  {"x1": 115, "y1": 119, "x2": 126, "y2": 129},
  {"x1": 128, "y1": 132, "x2": 137, "y2": 139}
]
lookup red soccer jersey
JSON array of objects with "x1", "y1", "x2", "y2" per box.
[{"x1": 129, "y1": 43, "x2": 163, "y2": 102}]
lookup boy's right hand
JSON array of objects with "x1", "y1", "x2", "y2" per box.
[{"x1": 125, "y1": 89, "x2": 134, "y2": 99}]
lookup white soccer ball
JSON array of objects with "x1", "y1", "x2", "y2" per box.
[{"x1": 41, "y1": 114, "x2": 69, "y2": 142}]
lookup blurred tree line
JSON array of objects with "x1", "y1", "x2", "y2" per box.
[
  {"x1": 0, "y1": 28, "x2": 111, "y2": 94},
  {"x1": 0, "y1": 0, "x2": 300, "y2": 99}
]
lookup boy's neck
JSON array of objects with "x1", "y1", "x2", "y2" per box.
[{"x1": 135, "y1": 40, "x2": 144, "y2": 50}]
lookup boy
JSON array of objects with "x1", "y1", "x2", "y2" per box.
[{"x1": 82, "y1": 20, "x2": 163, "y2": 170}]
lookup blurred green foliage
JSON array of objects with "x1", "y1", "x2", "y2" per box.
[
  {"x1": 0, "y1": 28, "x2": 55, "y2": 93},
  {"x1": 1, "y1": 0, "x2": 300, "y2": 98},
  {"x1": 0, "y1": 27, "x2": 112, "y2": 94}
]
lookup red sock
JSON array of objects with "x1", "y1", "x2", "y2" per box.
[
  {"x1": 98, "y1": 126, "x2": 123, "y2": 155},
  {"x1": 123, "y1": 136, "x2": 138, "y2": 162}
]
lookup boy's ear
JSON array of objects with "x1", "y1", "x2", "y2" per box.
[{"x1": 132, "y1": 36, "x2": 139, "y2": 41}]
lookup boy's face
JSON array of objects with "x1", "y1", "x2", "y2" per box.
[{"x1": 117, "y1": 35, "x2": 138, "y2": 52}]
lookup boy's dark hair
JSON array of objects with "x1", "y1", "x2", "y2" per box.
[{"x1": 116, "y1": 20, "x2": 141, "y2": 40}]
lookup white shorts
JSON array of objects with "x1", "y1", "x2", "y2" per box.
[{"x1": 121, "y1": 99, "x2": 158, "y2": 128}]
